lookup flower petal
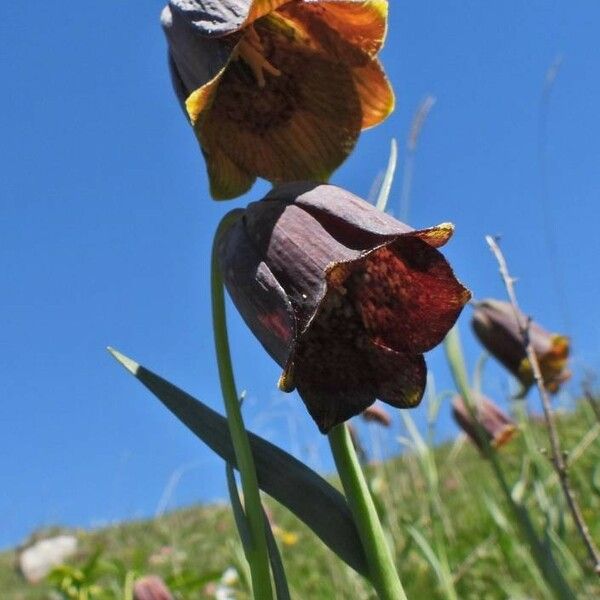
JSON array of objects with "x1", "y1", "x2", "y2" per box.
[
  {"x1": 244, "y1": 201, "x2": 358, "y2": 325},
  {"x1": 196, "y1": 18, "x2": 363, "y2": 193},
  {"x1": 352, "y1": 238, "x2": 471, "y2": 354},
  {"x1": 368, "y1": 343, "x2": 426, "y2": 409},
  {"x1": 292, "y1": 287, "x2": 378, "y2": 433},
  {"x1": 186, "y1": 69, "x2": 257, "y2": 198},
  {"x1": 279, "y1": 0, "x2": 388, "y2": 62},
  {"x1": 244, "y1": 0, "x2": 291, "y2": 27},
  {"x1": 218, "y1": 213, "x2": 297, "y2": 365},
  {"x1": 411, "y1": 223, "x2": 455, "y2": 248},
  {"x1": 162, "y1": 6, "x2": 234, "y2": 98},
  {"x1": 351, "y1": 59, "x2": 394, "y2": 129},
  {"x1": 166, "y1": 0, "x2": 288, "y2": 38}
]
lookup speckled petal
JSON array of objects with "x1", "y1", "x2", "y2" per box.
[
  {"x1": 352, "y1": 237, "x2": 471, "y2": 354},
  {"x1": 369, "y1": 344, "x2": 426, "y2": 409}
]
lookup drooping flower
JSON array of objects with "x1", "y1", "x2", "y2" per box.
[
  {"x1": 133, "y1": 575, "x2": 173, "y2": 600},
  {"x1": 471, "y1": 299, "x2": 570, "y2": 395},
  {"x1": 361, "y1": 403, "x2": 392, "y2": 427},
  {"x1": 218, "y1": 182, "x2": 470, "y2": 432},
  {"x1": 161, "y1": 0, "x2": 394, "y2": 199},
  {"x1": 452, "y1": 394, "x2": 517, "y2": 451}
]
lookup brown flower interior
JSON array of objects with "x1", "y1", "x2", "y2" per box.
[{"x1": 202, "y1": 13, "x2": 362, "y2": 184}]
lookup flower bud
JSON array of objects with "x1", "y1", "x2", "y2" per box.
[
  {"x1": 471, "y1": 299, "x2": 570, "y2": 395},
  {"x1": 361, "y1": 404, "x2": 392, "y2": 427},
  {"x1": 133, "y1": 575, "x2": 173, "y2": 600},
  {"x1": 452, "y1": 394, "x2": 517, "y2": 451},
  {"x1": 218, "y1": 182, "x2": 470, "y2": 432}
]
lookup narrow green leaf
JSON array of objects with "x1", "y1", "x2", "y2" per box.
[
  {"x1": 226, "y1": 464, "x2": 252, "y2": 554},
  {"x1": 375, "y1": 138, "x2": 397, "y2": 212},
  {"x1": 108, "y1": 348, "x2": 368, "y2": 577},
  {"x1": 263, "y1": 507, "x2": 291, "y2": 600},
  {"x1": 227, "y1": 464, "x2": 291, "y2": 600},
  {"x1": 406, "y1": 526, "x2": 444, "y2": 582}
]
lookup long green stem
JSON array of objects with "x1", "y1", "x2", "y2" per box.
[
  {"x1": 211, "y1": 211, "x2": 273, "y2": 599},
  {"x1": 328, "y1": 423, "x2": 407, "y2": 600},
  {"x1": 444, "y1": 326, "x2": 574, "y2": 599}
]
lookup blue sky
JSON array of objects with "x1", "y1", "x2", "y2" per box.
[{"x1": 2, "y1": 1, "x2": 600, "y2": 549}]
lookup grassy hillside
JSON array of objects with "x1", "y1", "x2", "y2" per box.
[{"x1": 3, "y1": 402, "x2": 600, "y2": 599}]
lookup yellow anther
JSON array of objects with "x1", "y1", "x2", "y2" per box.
[{"x1": 233, "y1": 26, "x2": 281, "y2": 88}]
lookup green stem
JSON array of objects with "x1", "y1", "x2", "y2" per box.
[
  {"x1": 444, "y1": 326, "x2": 574, "y2": 599},
  {"x1": 328, "y1": 423, "x2": 407, "y2": 600},
  {"x1": 211, "y1": 211, "x2": 274, "y2": 600}
]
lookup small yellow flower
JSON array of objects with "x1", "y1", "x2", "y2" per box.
[
  {"x1": 273, "y1": 525, "x2": 300, "y2": 546},
  {"x1": 162, "y1": 0, "x2": 394, "y2": 199}
]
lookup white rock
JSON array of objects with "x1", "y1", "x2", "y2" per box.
[{"x1": 19, "y1": 535, "x2": 78, "y2": 583}]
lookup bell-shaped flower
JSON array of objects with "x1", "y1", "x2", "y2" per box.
[
  {"x1": 471, "y1": 299, "x2": 570, "y2": 395},
  {"x1": 218, "y1": 182, "x2": 470, "y2": 432},
  {"x1": 452, "y1": 394, "x2": 517, "y2": 451},
  {"x1": 161, "y1": 0, "x2": 394, "y2": 199}
]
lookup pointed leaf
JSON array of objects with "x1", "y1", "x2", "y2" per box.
[{"x1": 109, "y1": 348, "x2": 368, "y2": 577}]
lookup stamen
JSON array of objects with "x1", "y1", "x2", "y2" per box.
[{"x1": 233, "y1": 26, "x2": 281, "y2": 88}]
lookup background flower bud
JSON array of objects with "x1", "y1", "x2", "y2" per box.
[
  {"x1": 133, "y1": 575, "x2": 173, "y2": 600},
  {"x1": 361, "y1": 404, "x2": 392, "y2": 427},
  {"x1": 452, "y1": 394, "x2": 517, "y2": 451},
  {"x1": 471, "y1": 299, "x2": 570, "y2": 395},
  {"x1": 219, "y1": 182, "x2": 470, "y2": 432}
]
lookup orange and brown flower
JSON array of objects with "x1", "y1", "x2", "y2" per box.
[
  {"x1": 452, "y1": 394, "x2": 517, "y2": 452},
  {"x1": 218, "y1": 183, "x2": 470, "y2": 432},
  {"x1": 161, "y1": 0, "x2": 394, "y2": 199},
  {"x1": 471, "y1": 299, "x2": 570, "y2": 395}
]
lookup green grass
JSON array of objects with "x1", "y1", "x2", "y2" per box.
[{"x1": 3, "y1": 402, "x2": 600, "y2": 599}]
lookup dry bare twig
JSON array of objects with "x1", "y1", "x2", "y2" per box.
[{"x1": 485, "y1": 234, "x2": 600, "y2": 575}]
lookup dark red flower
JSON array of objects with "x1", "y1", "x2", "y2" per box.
[
  {"x1": 471, "y1": 299, "x2": 570, "y2": 395},
  {"x1": 218, "y1": 182, "x2": 470, "y2": 432},
  {"x1": 452, "y1": 394, "x2": 517, "y2": 451}
]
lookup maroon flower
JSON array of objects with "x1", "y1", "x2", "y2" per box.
[
  {"x1": 471, "y1": 299, "x2": 570, "y2": 395},
  {"x1": 452, "y1": 394, "x2": 517, "y2": 451},
  {"x1": 133, "y1": 576, "x2": 173, "y2": 600},
  {"x1": 361, "y1": 404, "x2": 392, "y2": 427},
  {"x1": 218, "y1": 182, "x2": 471, "y2": 432}
]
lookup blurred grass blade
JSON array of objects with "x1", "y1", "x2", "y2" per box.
[
  {"x1": 472, "y1": 352, "x2": 489, "y2": 394},
  {"x1": 109, "y1": 348, "x2": 368, "y2": 577},
  {"x1": 407, "y1": 526, "x2": 444, "y2": 583},
  {"x1": 375, "y1": 138, "x2": 397, "y2": 212}
]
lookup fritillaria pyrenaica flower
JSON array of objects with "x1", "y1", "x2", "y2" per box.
[
  {"x1": 471, "y1": 299, "x2": 570, "y2": 396},
  {"x1": 161, "y1": 0, "x2": 394, "y2": 199},
  {"x1": 218, "y1": 182, "x2": 471, "y2": 432},
  {"x1": 452, "y1": 394, "x2": 517, "y2": 452}
]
